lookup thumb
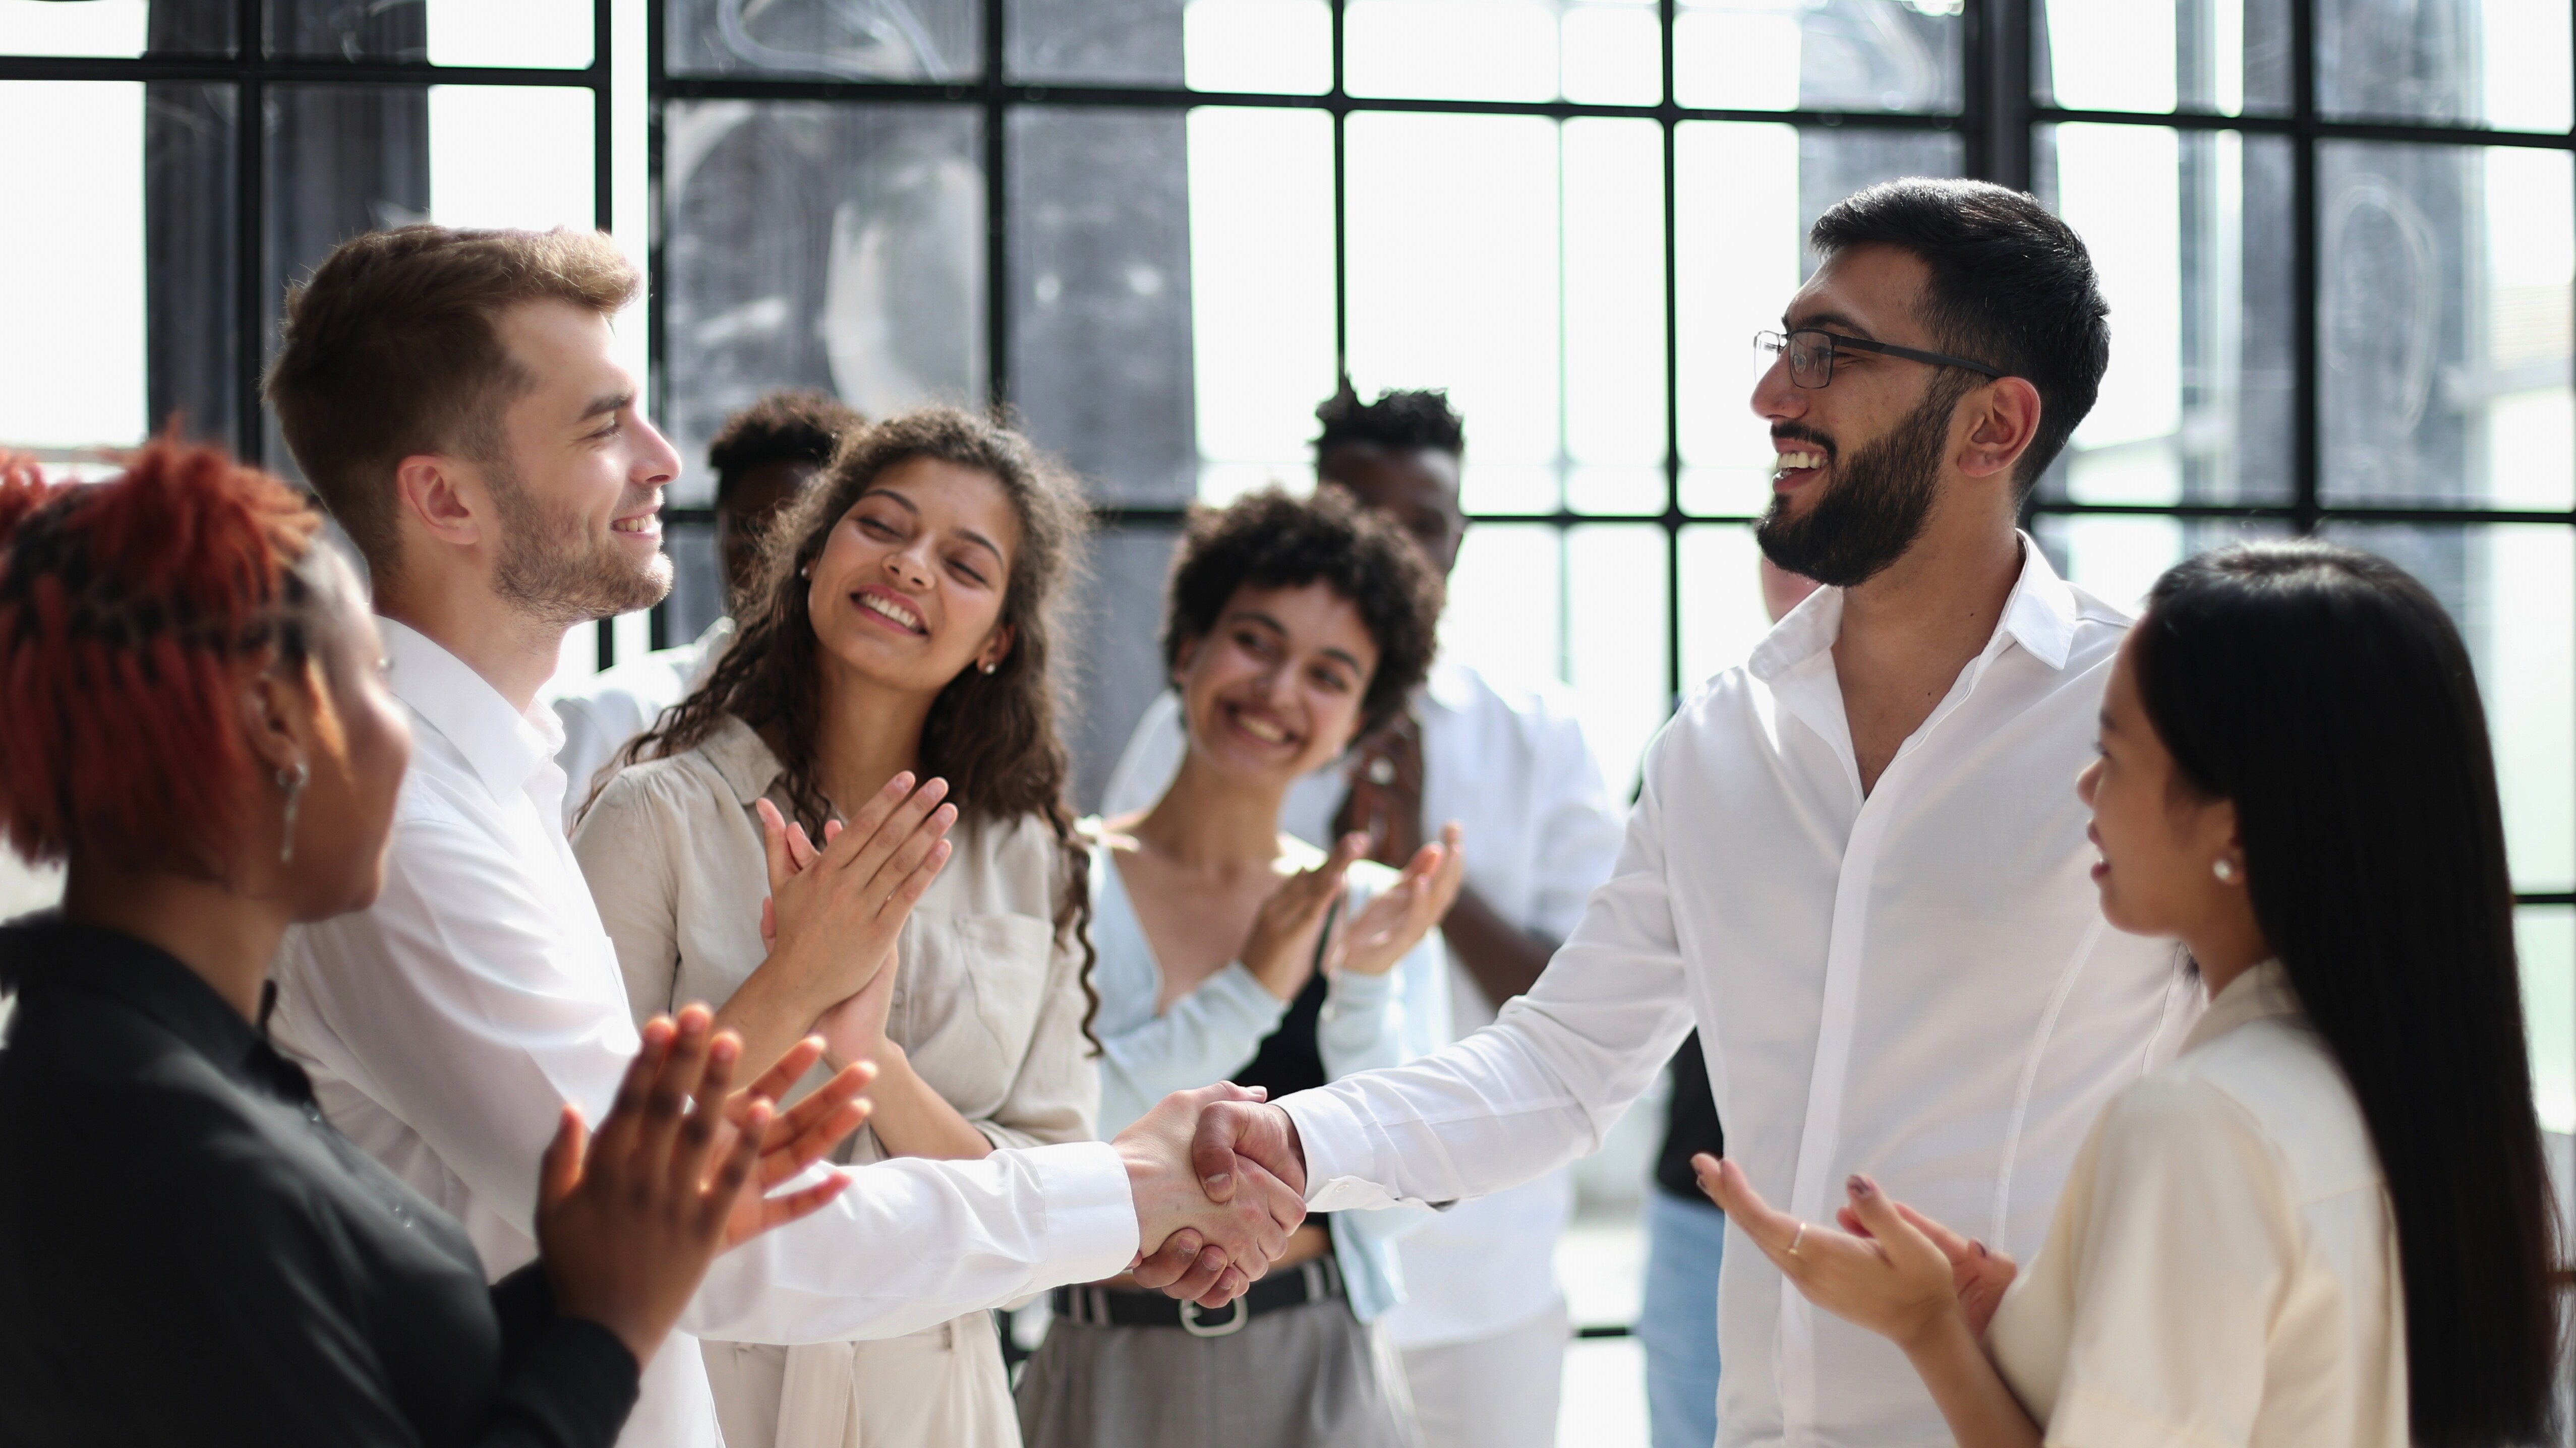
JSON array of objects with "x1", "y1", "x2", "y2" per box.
[
  {"x1": 540, "y1": 1104, "x2": 587, "y2": 1212},
  {"x1": 1192, "y1": 1101, "x2": 1255, "y2": 1203}
]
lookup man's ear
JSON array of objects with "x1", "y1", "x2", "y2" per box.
[
  {"x1": 393, "y1": 453, "x2": 487, "y2": 550},
  {"x1": 1955, "y1": 376, "x2": 2044, "y2": 483}
]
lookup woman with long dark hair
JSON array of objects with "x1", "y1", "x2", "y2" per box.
[
  {"x1": 572, "y1": 406, "x2": 1098, "y2": 1448},
  {"x1": 1702, "y1": 540, "x2": 2564, "y2": 1448},
  {"x1": 0, "y1": 443, "x2": 867, "y2": 1446}
]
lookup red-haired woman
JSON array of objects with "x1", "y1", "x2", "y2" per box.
[{"x1": 0, "y1": 443, "x2": 867, "y2": 1446}]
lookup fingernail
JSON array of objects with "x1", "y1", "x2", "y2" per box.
[
  {"x1": 1973, "y1": 1241, "x2": 1988, "y2": 1258},
  {"x1": 1847, "y1": 1174, "x2": 1873, "y2": 1198}
]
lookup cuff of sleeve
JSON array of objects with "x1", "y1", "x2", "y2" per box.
[
  {"x1": 1028, "y1": 1140, "x2": 1143, "y2": 1285},
  {"x1": 493, "y1": 1317, "x2": 640, "y2": 1448},
  {"x1": 1324, "y1": 966, "x2": 1399, "y2": 1012},
  {"x1": 1277, "y1": 1085, "x2": 1397, "y2": 1212},
  {"x1": 1201, "y1": 961, "x2": 1296, "y2": 1031}
]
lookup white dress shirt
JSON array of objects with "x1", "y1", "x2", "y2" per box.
[
  {"x1": 1988, "y1": 960, "x2": 2406, "y2": 1448},
  {"x1": 545, "y1": 616, "x2": 734, "y2": 827},
  {"x1": 1100, "y1": 656, "x2": 1625, "y2": 1345},
  {"x1": 1274, "y1": 540, "x2": 2203, "y2": 1448},
  {"x1": 271, "y1": 619, "x2": 1140, "y2": 1448}
]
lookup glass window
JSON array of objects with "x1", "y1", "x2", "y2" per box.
[
  {"x1": 660, "y1": 101, "x2": 985, "y2": 503},
  {"x1": 2034, "y1": 125, "x2": 2297, "y2": 506},
  {"x1": 664, "y1": 0, "x2": 981, "y2": 80},
  {"x1": 2032, "y1": 513, "x2": 2291, "y2": 612},
  {"x1": 0, "y1": 0, "x2": 159, "y2": 57},
  {"x1": 2319, "y1": 142, "x2": 2573, "y2": 509},
  {"x1": 1345, "y1": 0, "x2": 1662, "y2": 106},
  {"x1": 1676, "y1": 523, "x2": 1775, "y2": 692},
  {"x1": 1007, "y1": 0, "x2": 1184, "y2": 86},
  {"x1": 0, "y1": 80, "x2": 146, "y2": 451},
  {"x1": 2322, "y1": 522, "x2": 2574, "y2": 896},
  {"x1": 1187, "y1": 106, "x2": 1336, "y2": 500},
  {"x1": 1674, "y1": 0, "x2": 1962, "y2": 114},
  {"x1": 1008, "y1": 107, "x2": 1198, "y2": 506},
  {"x1": 1181, "y1": 0, "x2": 1332, "y2": 93},
  {"x1": 2318, "y1": 0, "x2": 2574, "y2": 133},
  {"x1": 2036, "y1": 0, "x2": 2292, "y2": 116},
  {"x1": 264, "y1": 0, "x2": 593, "y2": 67},
  {"x1": 2520, "y1": 905, "x2": 2574, "y2": 1135},
  {"x1": 1566, "y1": 523, "x2": 1671, "y2": 796}
]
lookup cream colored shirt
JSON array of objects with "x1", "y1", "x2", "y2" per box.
[
  {"x1": 1987, "y1": 961, "x2": 2407, "y2": 1448},
  {"x1": 570, "y1": 714, "x2": 1100, "y2": 1163}
]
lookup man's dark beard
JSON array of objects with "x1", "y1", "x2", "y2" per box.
[
  {"x1": 1754, "y1": 381, "x2": 1960, "y2": 589},
  {"x1": 489, "y1": 458, "x2": 672, "y2": 627}
]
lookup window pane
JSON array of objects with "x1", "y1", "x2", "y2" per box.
[
  {"x1": 1567, "y1": 524, "x2": 1671, "y2": 797},
  {"x1": 2034, "y1": 125, "x2": 2295, "y2": 506},
  {"x1": 1188, "y1": 107, "x2": 1335, "y2": 492},
  {"x1": 664, "y1": 0, "x2": 981, "y2": 80},
  {"x1": 0, "y1": 81, "x2": 145, "y2": 450},
  {"x1": 1009, "y1": 108, "x2": 1196, "y2": 506},
  {"x1": 662, "y1": 102, "x2": 984, "y2": 504},
  {"x1": 1674, "y1": 123, "x2": 1962, "y2": 515},
  {"x1": 2321, "y1": 522, "x2": 2574, "y2": 895},
  {"x1": 1182, "y1": 0, "x2": 1332, "y2": 93},
  {"x1": 1674, "y1": 0, "x2": 1962, "y2": 114},
  {"x1": 2319, "y1": 142, "x2": 2573, "y2": 509},
  {"x1": 1565, "y1": 118, "x2": 1667, "y2": 510},
  {"x1": 2030, "y1": 513, "x2": 2289, "y2": 612},
  {"x1": 266, "y1": 0, "x2": 592, "y2": 66},
  {"x1": 1073, "y1": 523, "x2": 1188, "y2": 810},
  {"x1": 2036, "y1": 0, "x2": 2292, "y2": 116},
  {"x1": 1443, "y1": 521, "x2": 1564, "y2": 688},
  {"x1": 2319, "y1": 0, "x2": 2573, "y2": 132},
  {"x1": 1007, "y1": 0, "x2": 1183, "y2": 85},
  {"x1": 149, "y1": 81, "x2": 240, "y2": 449},
  {"x1": 428, "y1": 86, "x2": 596, "y2": 229},
  {"x1": 2520, "y1": 905, "x2": 2573, "y2": 1134},
  {"x1": 0, "y1": 0, "x2": 160, "y2": 56},
  {"x1": 1345, "y1": 111, "x2": 1561, "y2": 514},
  {"x1": 1345, "y1": 0, "x2": 1660, "y2": 105},
  {"x1": 1677, "y1": 523, "x2": 1777, "y2": 692}
]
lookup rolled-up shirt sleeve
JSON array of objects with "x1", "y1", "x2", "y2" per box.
[{"x1": 1280, "y1": 731, "x2": 1696, "y2": 1212}]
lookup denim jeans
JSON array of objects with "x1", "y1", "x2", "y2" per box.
[{"x1": 1638, "y1": 1188, "x2": 1727, "y2": 1448}]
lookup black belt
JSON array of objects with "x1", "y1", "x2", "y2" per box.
[{"x1": 1050, "y1": 1255, "x2": 1344, "y2": 1339}]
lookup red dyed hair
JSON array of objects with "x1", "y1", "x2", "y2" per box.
[{"x1": 0, "y1": 440, "x2": 325, "y2": 877}]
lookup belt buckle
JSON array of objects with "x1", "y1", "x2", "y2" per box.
[{"x1": 1178, "y1": 1297, "x2": 1248, "y2": 1338}]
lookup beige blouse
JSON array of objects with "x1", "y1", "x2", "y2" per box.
[
  {"x1": 1986, "y1": 960, "x2": 2407, "y2": 1448},
  {"x1": 570, "y1": 714, "x2": 1099, "y2": 1164}
]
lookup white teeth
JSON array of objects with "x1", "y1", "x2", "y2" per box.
[
  {"x1": 1237, "y1": 712, "x2": 1288, "y2": 744},
  {"x1": 612, "y1": 515, "x2": 656, "y2": 533},
  {"x1": 859, "y1": 592, "x2": 923, "y2": 631},
  {"x1": 1775, "y1": 450, "x2": 1825, "y2": 471}
]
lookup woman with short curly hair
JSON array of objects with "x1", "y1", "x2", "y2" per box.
[{"x1": 1016, "y1": 486, "x2": 1463, "y2": 1448}]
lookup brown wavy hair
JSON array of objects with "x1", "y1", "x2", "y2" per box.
[{"x1": 613, "y1": 406, "x2": 1097, "y2": 1044}]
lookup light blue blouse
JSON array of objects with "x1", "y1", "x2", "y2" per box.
[{"x1": 1087, "y1": 832, "x2": 1449, "y2": 1322}]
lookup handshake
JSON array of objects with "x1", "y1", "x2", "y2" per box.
[{"x1": 1110, "y1": 1086, "x2": 1311, "y2": 1307}]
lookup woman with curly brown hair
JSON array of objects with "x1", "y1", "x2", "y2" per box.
[
  {"x1": 570, "y1": 406, "x2": 1100, "y2": 1448},
  {"x1": 1016, "y1": 487, "x2": 1466, "y2": 1448}
]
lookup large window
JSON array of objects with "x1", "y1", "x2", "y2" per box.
[{"x1": 3, "y1": 0, "x2": 2568, "y2": 1133}]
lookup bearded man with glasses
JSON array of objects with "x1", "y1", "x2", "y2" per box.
[{"x1": 1181, "y1": 177, "x2": 2206, "y2": 1448}]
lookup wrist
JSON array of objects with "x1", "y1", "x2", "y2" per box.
[{"x1": 1896, "y1": 1299, "x2": 1976, "y2": 1366}]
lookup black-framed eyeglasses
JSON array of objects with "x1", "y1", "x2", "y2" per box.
[{"x1": 1753, "y1": 328, "x2": 2005, "y2": 390}]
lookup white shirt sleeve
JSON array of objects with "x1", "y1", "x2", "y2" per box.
[{"x1": 1279, "y1": 734, "x2": 1696, "y2": 1211}]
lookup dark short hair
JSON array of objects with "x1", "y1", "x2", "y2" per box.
[
  {"x1": 1809, "y1": 178, "x2": 2108, "y2": 491},
  {"x1": 706, "y1": 390, "x2": 865, "y2": 510},
  {"x1": 1314, "y1": 383, "x2": 1466, "y2": 460},
  {"x1": 1162, "y1": 487, "x2": 1444, "y2": 740}
]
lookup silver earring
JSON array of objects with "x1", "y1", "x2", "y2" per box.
[
  {"x1": 798, "y1": 564, "x2": 810, "y2": 578},
  {"x1": 278, "y1": 760, "x2": 311, "y2": 865},
  {"x1": 2212, "y1": 858, "x2": 2236, "y2": 882},
  {"x1": 979, "y1": 660, "x2": 998, "y2": 675}
]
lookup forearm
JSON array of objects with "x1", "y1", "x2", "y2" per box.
[
  {"x1": 1902, "y1": 1315, "x2": 2043, "y2": 1448},
  {"x1": 710, "y1": 968, "x2": 824, "y2": 1087},
  {"x1": 854, "y1": 1044, "x2": 994, "y2": 1160},
  {"x1": 1440, "y1": 887, "x2": 1555, "y2": 1005}
]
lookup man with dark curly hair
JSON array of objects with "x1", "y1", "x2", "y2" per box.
[
  {"x1": 548, "y1": 389, "x2": 861, "y2": 820},
  {"x1": 1100, "y1": 384, "x2": 1625, "y2": 1448}
]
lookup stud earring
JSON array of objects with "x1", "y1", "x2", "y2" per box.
[
  {"x1": 980, "y1": 660, "x2": 999, "y2": 675},
  {"x1": 2212, "y1": 858, "x2": 2236, "y2": 882},
  {"x1": 278, "y1": 759, "x2": 311, "y2": 865}
]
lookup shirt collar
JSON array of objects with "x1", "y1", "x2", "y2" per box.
[
  {"x1": 2181, "y1": 958, "x2": 2303, "y2": 1053},
  {"x1": 0, "y1": 917, "x2": 314, "y2": 1101},
  {"x1": 378, "y1": 616, "x2": 565, "y2": 801},
  {"x1": 700, "y1": 712, "x2": 790, "y2": 809},
  {"x1": 1745, "y1": 532, "x2": 2081, "y2": 684}
]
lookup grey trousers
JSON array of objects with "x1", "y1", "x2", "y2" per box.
[{"x1": 1015, "y1": 1296, "x2": 1419, "y2": 1448}]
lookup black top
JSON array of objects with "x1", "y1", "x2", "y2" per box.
[
  {"x1": 1653, "y1": 1030, "x2": 1726, "y2": 1200},
  {"x1": 0, "y1": 919, "x2": 639, "y2": 1448},
  {"x1": 1234, "y1": 968, "x2": 1334, "y2": 1233}
]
